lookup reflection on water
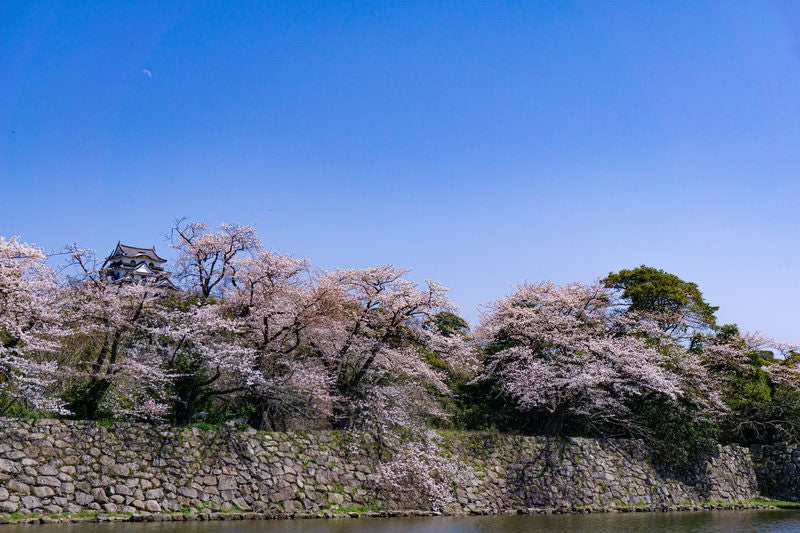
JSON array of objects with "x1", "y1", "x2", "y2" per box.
[{"x1": 4, "y1": 511, "x2": 800, "y2": 533}]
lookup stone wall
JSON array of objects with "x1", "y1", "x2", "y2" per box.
[
  {"x1": 436, "y1": 435, "x2": 758, "y2": 513},
  {"x1": 751, "y1": 443, "x2": 800, "y2": 501},
  {"x1": 0, "y1": 418, "x2": 762, "y2": 520}
]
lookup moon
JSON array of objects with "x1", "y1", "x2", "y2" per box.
[{"x1": 141, "y1": 68, "x2": 152, "y2": 79}]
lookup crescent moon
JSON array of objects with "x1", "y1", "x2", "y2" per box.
[{"x1": 141, "y1": 69, "x2": 152, "y2": 79}]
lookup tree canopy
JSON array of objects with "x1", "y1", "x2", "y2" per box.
[{"x1": 603, "y1": 265, "x2": 719, "y2": 336}]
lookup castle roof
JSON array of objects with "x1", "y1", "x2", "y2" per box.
[
  {"x1": 131, "y1": 262, "x2": 156, "y2": 276},
  {"x1": 107, "y1": 242, "x2": 166, "y2": 263}
]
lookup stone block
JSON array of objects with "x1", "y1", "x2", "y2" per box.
[
  {"x1": 7, "y1": 480, "x2": 30, "y2": 495},
  {"x1": 75, "y1": 492, "x2": 94, "y2": 506},
  {"x1": 178, "y1": 486, "x2": 198, "y2": 499},
  {"x1": 33, "y1": 486, "x2": 55, "y2": 498},
  {"x1": 283, "y1": 499, "x2": 302, "y2": 512},
  {"x1": 37, "y1": 464, "x2": 59, "y2": 476},
  {"x1": 274, "y1": 486, "x2": 294, "y2": 502},
  {"x1": 145, "y1": 500, "x2": 161, "y2": 513},
  {"x1": 37, "y1": 476, "x2": 61, "y2": 488},
  {"x1": 92, "y1": 488, "x2": 109, "y2": 503},
  {"x1": 108, "y1": 464, "x2": 130, "y2": 477},
  {"x1": 0, "y1": 459, "x2": 20, "y2": 474},
  {"x1": 163, "y1": 499, "x2": 181, "y2": 511},
  {"x1": 218, "y1": 475, "x2": 236, "y2": 491},
  {"x1": 21, "y1": 495, "x2": 42, "y2": 509},
  {"x1": 233, "y1": 497, "x2": 251, "y2": 511},
  {"x1": 64, "y1": 503, "x2": 83, "y2": 514},
  {"x1": 144, "y1": 488, "x2": 164, "y2": 500}
]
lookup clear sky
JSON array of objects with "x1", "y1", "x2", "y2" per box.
[{"x1": 1, "y1": 1, "x2": 798, "y2": 343}]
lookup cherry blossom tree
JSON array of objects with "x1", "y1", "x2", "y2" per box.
[
  {"x1": 58, "y1": 245, "x2": 171, "y2": 420},
  {"x1": 149, "y1": 301, "x2": 261, "y2": 425},
  {"x1": 309, "y1": 266, "x2": 478, "y2": 432},
  {"x1": 0, "y1": 236, "x2": 66, "y2": 415},
  {"x1": 221, "y1": 250, "x2": 336, "y2": 429},
  {"x1": 168, "y1": 218, "x2": 260, "y2": 298},
  {"x1": 475, "y1": 281, "x2": 686, "y2": 436},
  {"x1": 149, "y1": 248, "x2": 335, "y2": 428}
]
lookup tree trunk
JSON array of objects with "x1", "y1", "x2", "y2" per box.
[
  {"x1": 542, "y1": 406, "x2": 566, "y2": 436},
  {"x1": 67, "y1": 378, "x2": 111, "y2": 420}
]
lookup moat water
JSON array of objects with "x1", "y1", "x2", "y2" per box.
[{"x1": 4, "y1": 510, "x2": 800, "y2": 532}]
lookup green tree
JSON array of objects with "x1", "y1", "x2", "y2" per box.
[{"x1": 603, "y1": 265, "x2": 718, "y2": 337}]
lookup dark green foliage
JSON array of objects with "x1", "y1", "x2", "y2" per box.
[
  {"x1": 431, "y1": 312, "x2": 469, "y2": 337},
  {"x1": 59, "y1": 336, "x2": 112, "y2": 420},
  {"x1": 629, "y1": 396, "x2": 720, "y2": 470},
  {"x1": 420, "y1": 347, "x2": 449, "y2": 373},
  {"x1": 716, "y1": 323, "x2": 740, "y2": 343},
  {"x1": 452, "y1": 377, "x2": 548, "y2": 434},
  {"x1": 168, "y1": 350, "x2": 216, "y2": 426},
  {"x1": 0, "y1": 327, "x2": 18, "y2": 349},
  {"x1": 718, "y1": 354, "x2": 800, "y2": 445},
  {"x1": 62, "y1": 379, "x2": 112, "y2": 420},
  {"x1": 603, "y1": 265, "x2": 718, "y2": 333},
  {"x1": 700, "y1": 324, "x2": 800, "y2": 445},
  {"x1": 0, "y1": 395, "x2": 41, "y2": 418}
]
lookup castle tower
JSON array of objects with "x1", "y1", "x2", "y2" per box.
[{"x1": 102, "y1": 242, "x2": 177, "y2": 290}]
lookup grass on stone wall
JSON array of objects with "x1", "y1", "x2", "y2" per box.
[{"x1": 748, "y1": 498, "x2": 800, "y2": 509}]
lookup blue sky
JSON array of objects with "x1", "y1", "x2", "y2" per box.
[{"x1": 1, "y1": 1, "x2": 798, "y2": 343}]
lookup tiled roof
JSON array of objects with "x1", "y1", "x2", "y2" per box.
[{"x1": 108, "y1": 242, "x2": 166, "y2": 263}]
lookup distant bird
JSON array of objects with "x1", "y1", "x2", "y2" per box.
[
  {"x1": 10, "y1": 130, "x2": 15, "y2": 134},
  {"x1": 141, "y1": 68, "x2": 152, "y2": 79}
]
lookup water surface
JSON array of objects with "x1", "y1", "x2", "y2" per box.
[{"x1": 5, "y1": 511, "x2": 800, "y2": 533}]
